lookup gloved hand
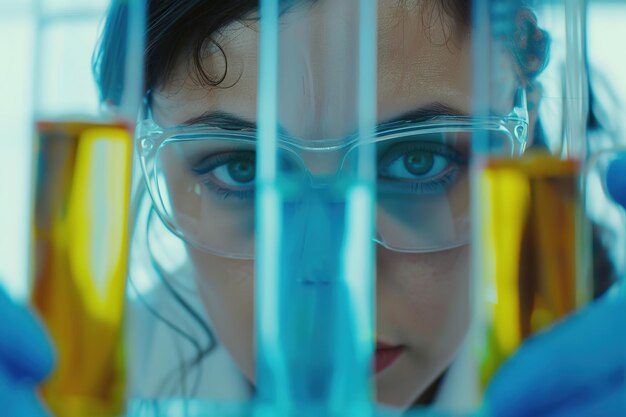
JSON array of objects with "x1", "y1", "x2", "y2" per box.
[
  {"x1": 605, "y1": 154, "x2": 626, "y2": 208},
  {"x1": 485, "y1": 154, "x2": 626, "y2": 416},
  {"x1": 485, "y1": 291, "x2": 626, "y2": 416},
  {"x1": 0, "y1": 287, "x2": 55, "y2": 416}
]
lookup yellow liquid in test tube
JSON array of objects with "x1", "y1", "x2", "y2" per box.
[
  {"x1": 30, "y1": 121, "x2": 133, "y2": 417},
  {"x1": 476, "y1": 151, "x2": 592, "y2": 388}
]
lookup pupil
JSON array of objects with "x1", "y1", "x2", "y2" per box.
[
  {"x1": 228, "y1": 160, "x2": 255, "y2": 183},
  {"x1": 404, "y1": 151, "x2": 433, "y2": 176}
]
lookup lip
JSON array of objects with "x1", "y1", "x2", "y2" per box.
[{"x1": 374, "y1": 340, "x2": 405, "y2": 374}]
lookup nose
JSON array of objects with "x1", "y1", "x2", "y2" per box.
[{"x1": 281, "y1": 188, "x2": 346, "y2": 285}]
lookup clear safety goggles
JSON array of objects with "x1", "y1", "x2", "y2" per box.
[{"x1": 137, "y1": 99, "x2": 528, "y2": 260}]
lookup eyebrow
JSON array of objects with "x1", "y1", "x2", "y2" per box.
[
  {"x1": 180, "y1": 102, "x2": 467, "y2": 132},
  {"x1": 387, "y1": 102, "x2": 468, "y2": 125},
  {"x1": 182, "y1": 111, "x2": 257, "y2": 130}
]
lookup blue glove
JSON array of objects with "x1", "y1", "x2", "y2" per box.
[
  {"x1": 0, "y1": 287, "x2": 55, "y2": 416},
  {"x1": 484, "y1": 154, "x2": 626, "y2": 416},
  {"x1": 485, "y1": 291, "x2": 626, "y2": 416},
  {"x1": 606, "y1": 154, "x2": 626, "y2": 209}
]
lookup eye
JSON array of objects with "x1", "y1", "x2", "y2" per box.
[
  {"x1": 378, "y1": 140, "x2": 466, "y2": 194},
  {"x1": 383, "y1": 148, "x2": 447, "y2": 179},
  {"x1": 191, "y1": 151, "x2": 256, "y2": 198},
  {"x1": 212, "y1": 157, "x2": 256, "y2": 186},
  {"x1": 403, "y1": 151, "x2": 434, "y2": 175}
]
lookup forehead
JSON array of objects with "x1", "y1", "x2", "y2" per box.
[{"x1": 153, "y1": 0, "x2": 473, "y2": 137}]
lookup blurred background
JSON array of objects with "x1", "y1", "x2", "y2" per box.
[
  {"x1": 1, "y1": 0, "x2": 626, "y2": 301},
  {"x1": 0, "y1": 0, "x2": 111, "y2": 300}
]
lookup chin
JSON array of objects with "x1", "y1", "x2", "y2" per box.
[
  {"x1": 374, "y1": 371, "x2": 410, "y2": 407},
  {"x1": 373, "y1": 355, "x2": 440, "y2": 410}
]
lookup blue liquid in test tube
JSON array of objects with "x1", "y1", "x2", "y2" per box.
[{"x1": 255, "y1": 0, "x2": 378, "y2": 414}]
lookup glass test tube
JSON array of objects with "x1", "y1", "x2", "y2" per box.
[
  {"x1": 29, "y1": 1, "x2": 144, "y2": 416},
  {"x1": 471, "y1": 0, "x2": 592, "y2": 391},
  {"x1": 255, "y1": 0, "x2": 378, "y2": 414}
]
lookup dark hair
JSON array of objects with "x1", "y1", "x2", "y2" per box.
[
  {"x1": 94, "y1": 0, "x2": 557, "y2": 105},
  {"x1": 95, "y1": 0, "x2": 477, "y2": 101}
]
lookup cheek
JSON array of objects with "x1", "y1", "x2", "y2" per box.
[
  {"x1": 186, "y1": 244, "x2": 470, "y2": 385},
  {"x1": 188, "y1": 248, "x2": 256, "y2": 382},
  {"x1": 377, "y1": 246, "x2": 470, "y2": 346}
]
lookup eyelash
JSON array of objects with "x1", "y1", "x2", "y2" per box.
[
  {"x1": 191, "y1": 141, "x2": 466, "y2": 199},
  {"x1": 191, "y1": 151, "x2": 256, "y2": 200},
  {"x1": 377, "y1": 141, "x2": 466, "y2": 194}
]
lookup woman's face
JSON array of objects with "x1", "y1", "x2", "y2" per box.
[{"x1": 151, "y1": 1, "x2": 473, "y2": 409}]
